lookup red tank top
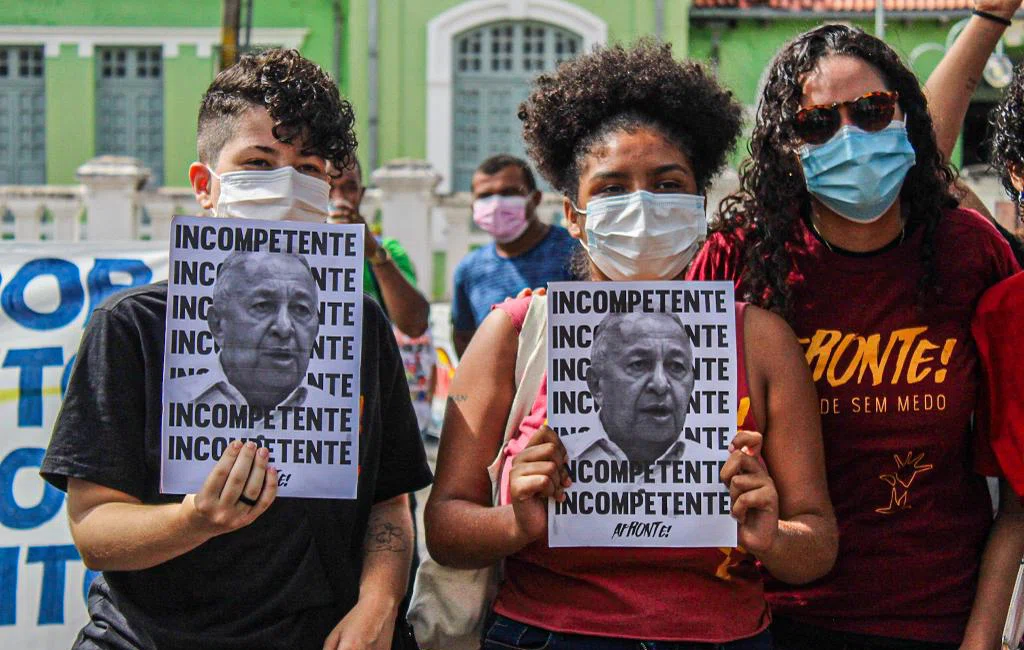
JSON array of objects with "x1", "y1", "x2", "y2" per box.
[{"x1": 491, "y1": 296, "x2": 767, "y2": 642}]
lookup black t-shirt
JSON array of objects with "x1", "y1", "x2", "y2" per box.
[{"x1": 41, "y1": 282, "x2": 432, "y2": 650}]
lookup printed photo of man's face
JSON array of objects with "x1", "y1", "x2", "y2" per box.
[
  {"x1": 587, "y1": 312, "x2": 695, "y2": 463},
  {"x1": 208, "y1": 252, "x2": 320, "y2": 406}
]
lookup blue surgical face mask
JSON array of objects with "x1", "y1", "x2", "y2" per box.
[{"x1": 799, "y1": 120, "x2": 916, "y2": 224}]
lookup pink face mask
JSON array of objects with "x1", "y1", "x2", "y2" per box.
[{"x1": 472, "y1": 195, "x2": 530, "y2": 243}]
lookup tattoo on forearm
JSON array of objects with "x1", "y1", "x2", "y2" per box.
[
  {"x1": 965, "y1": 75, "x2": 980, "y2": 94},
  {"x1": 450, "y1": 394, "x2": 469, "y2": 402},
  {"x1": 365, "y1": 519, "x2": 408, "y2": 553}
]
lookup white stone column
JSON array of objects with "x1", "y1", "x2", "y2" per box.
[
  {"x1": 76, "y1": 156, "x2": 151, "y2": 241},
  {"x1": 371, "y1": 160, "x2": 441, "y2": 294},
  {"x1": 440, "y1": 195, "x2": 472, "y2": 303}
]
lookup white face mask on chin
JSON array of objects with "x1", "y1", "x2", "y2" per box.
[
  {"x1": 208, "y1": 166, "x2": 331, "y2": 222},
  {"x1": 575, "y1": 190, "x2": 707, "y2": 281}
]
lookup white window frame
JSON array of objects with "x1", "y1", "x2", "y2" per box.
[
  {"x1": 0, "y1": 26, "x2": 308, "y2": 58},
  {"x1": 426, "y1": 0, "x2": 607, "y2": 192}
]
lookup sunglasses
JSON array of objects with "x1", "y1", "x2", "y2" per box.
[{"x1": 792, "y1": 90, "x2": 899, "y2": 145}]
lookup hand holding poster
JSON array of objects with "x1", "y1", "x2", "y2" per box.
[
  {"x1": 547, "y1": 281, "x2": 737, "y2": 548},
  {"x1": 161, "y1": 216, "x2": 364, "y2": 499}
]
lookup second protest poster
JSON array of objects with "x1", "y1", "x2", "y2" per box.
[{"x1": 547, "y1": 281, "x2": 737, "y2": 548}]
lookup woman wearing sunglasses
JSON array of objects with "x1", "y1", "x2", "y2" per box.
[
  {"x1": 689, "y1": 22, "x2": 1023, "y2": 650},
  {"x1": 427, "y1": 41, "x2": 838, "y2": 649}
]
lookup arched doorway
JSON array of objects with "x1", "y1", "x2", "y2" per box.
[
  {"x1": 450, "y1": 21, "x2": 581, "y2": 191},
  {"x1": 426, "y1": 0, "x2": 607, "y2": 192}
]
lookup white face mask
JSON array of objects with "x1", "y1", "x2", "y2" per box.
[
  {"x1": 574, "y1": 190, "x2": 706, "y2": 281},
  {"x1": 209, "y1": 166, "x2": 330, "y2": 222}
]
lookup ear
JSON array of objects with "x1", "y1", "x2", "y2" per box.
[
  {"x1": 587, "y1": 374, "x2": 601, "y2": 405},
  {"x1": 207, "y1": 306, "x2": 223, "y2": 342},
  {"x1": 526, "y1": 189, "x2": 542, "y2": 213},
  {"x1": 189, "y1": 162, "x2": 216, "y2": 211},
  {"x1": 1010, "y1": 164, "x2": 1024, "y2": 195},
  {"x1": 563, "y1": 196, "x2": 585, "y2": 241}
]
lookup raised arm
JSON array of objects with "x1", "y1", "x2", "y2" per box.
[
  {"x1": 723, "y1": 306, "x2": 837, "y2": 585},
  {"x1": 370, "y1": 240, "x2": 430, "y2": 337},
  {"x1": 925, "y1": 1, "x2": 1020, "y2": 162},
  {"x1": 68, "y1": 440, "x2": 277, "y2": 571}
]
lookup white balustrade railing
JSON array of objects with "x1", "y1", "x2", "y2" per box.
[
  {"x1": 1, "y1": 156, "x2": 1017, "y2": 302},
  {"x1": 0, "y1": 185, "x2": 83, "y2": 241},
  {"x1": 137, "y1": 188, "x2": 203, "y2": 240}
]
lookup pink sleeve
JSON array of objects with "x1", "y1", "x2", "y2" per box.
[{"x1": 492, "y1": 295, "x2": 533, "y2": 334}]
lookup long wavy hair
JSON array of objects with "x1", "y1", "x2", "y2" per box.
[{"x1": 714, "y1": 24, "x2": 957, "y2": 320}]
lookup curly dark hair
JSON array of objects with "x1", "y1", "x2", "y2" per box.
[
  {"x1": 990, "y1": 60, "x2": 1024, "y2": 202},
  {"x1": 715, "y1": 24, "x2": 957, "y2": 319},
  {"x1": 197, "y1": 48, "x2": 356, "y2": 169},
  {"x1": 518, "y1": 39, "x2": 743, "y2": 200}
]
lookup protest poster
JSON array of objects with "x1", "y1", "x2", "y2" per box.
[
  {"x1": 0, "y1": 242, "x2": 167, "y2": 648},
  {"x1": 161, "y1": 216, "x2": 363, "y2": 499},
  {"x1": 546, "y1": 281, "x2": 737, "y2": 548}
]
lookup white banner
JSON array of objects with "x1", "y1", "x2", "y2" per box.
[
  {"x1": 547, "y1": 281, "x2": 738, "y2": 548},
  {"x1": 0, "y1": 242, "x2": 168, "y2": 649}
]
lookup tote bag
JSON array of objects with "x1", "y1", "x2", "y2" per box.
[{"x1": 408, "y1": 296, "x2": 548, "y2": 650}]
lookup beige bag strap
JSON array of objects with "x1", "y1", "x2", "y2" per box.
[{"x1": 486, "y1": 294, "x2": 548, "y2": 500}]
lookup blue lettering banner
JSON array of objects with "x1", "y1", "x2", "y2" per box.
[{"x1": 0, "y1": 243, "x2": 167, "y2": 649}]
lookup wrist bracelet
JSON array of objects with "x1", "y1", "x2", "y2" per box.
[
  {"x1": 369, "y1": 246, "x2": 392, "y2": 266},
  {"x1": 973, "y1": 9, "x2": 1013, "y2": 27}
]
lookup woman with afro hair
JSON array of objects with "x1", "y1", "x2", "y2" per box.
[
  {"x1": 426, "y1": 40, "x2": 837, "y2": 649},
  {"x1": 688, "y1": 18, "x2": 1024, "y2": 650}
]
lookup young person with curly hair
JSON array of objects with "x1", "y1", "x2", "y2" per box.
[
  {"x1": 425, "y1": 40, "x2": 837, "y2": 649},
  {"x1": 970, "y1": 64, "x2": 1024, "y2": 569},
  {"x1": 984, "y1": 57, "x2": 1024, "y2": 263},
  {"x1": 687, "y1": 21, "x2": 1024, "y2": 650},
  {"x1": 41, "y1": 49, "x2": 431, "y2": 650},
  {"x1": 919, "y1": 4, "x2": 1024, "y2": 576}
]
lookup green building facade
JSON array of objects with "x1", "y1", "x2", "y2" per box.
[
  {"x1": 0, "y1": 1, "x2": 1014, "y2": 189},
  {"x1": 688, "y1": 7, "x2": 1021, "y2": 168}
]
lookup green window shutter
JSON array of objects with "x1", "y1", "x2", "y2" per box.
[
  {"x1": 0, "y1": 46, "x2": 46, "y2": 184},
  {"x1": 451, "y1": 22, "x2": 581, "y2": 192},
  {"x1": 96, "y1": 46, "x2": 164, "y2": 185}
]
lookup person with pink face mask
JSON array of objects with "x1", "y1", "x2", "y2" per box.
[{"x1": 451, "y1": 155, "x2": 579, "y2": 357}]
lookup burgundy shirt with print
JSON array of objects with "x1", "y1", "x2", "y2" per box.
[{"x1": 687, "y1": 207, "x2": 1019, "y2": 643}]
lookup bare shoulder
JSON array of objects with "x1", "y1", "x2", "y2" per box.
[
  {"x1": 742, "y1": 304, "x2": 810, "y2": 385},
  {"x1": 744, "y1": 304, "x2": 801, "y2": 352},
  {"x1": 451, "y1": 307, "x2": 520, "y2": 391}
]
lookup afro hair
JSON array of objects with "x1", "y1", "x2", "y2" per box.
[
  {"x1": 518, "y1": 39, "x2": 743, "y2": 198},
  {"x1": 990, "y1": 61, "x2": 1024, "y2": 202}
]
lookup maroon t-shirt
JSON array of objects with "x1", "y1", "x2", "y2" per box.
[{"x1": 687, "y1": 208, "x2": 1019, "y2": 643}]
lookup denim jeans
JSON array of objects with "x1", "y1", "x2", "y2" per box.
[
  {"x1": 482, "y1": 615, "x2": 774, "y2": 650},
  {"x1": 770, "y1": 617, "x2": 958, "y2": 650}
]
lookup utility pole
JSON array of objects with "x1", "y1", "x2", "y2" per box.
[
  {"x1": 875, "y1": 1, "x2": 885, "y2": 40},
  {"x1": 220, "y1": 0, "x2": 242, "y2": 70}
]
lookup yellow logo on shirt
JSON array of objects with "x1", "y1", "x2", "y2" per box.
[{"x1": 875, "y1": 451, "x2": 934, "y2": 515}]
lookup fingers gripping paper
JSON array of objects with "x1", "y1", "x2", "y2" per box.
[
  {"x1": 160, "y1": 216, "x2": 364, "y2": 499},
  {"x1": 546, "y1": 281, "x2": 737, "y2": 548}
]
